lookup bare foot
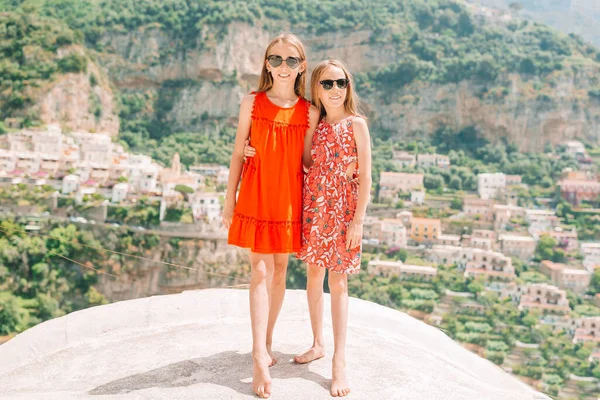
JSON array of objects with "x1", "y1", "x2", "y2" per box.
[
  {"x1": 266, "y1": 343, "x2": 277, "y2": 367},
  {"x1": 330, "y1": 357, "x2": 350, "y2": 397},
  {"x1": 293, "y1": 345, "x2": 325, "y2": 364},
  {"x1": 252, "y1": 354, "x2": 272, "y2": 398}
]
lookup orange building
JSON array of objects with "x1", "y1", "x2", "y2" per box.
[{"x1": 410, "y1": 218, "x2": 441, "y2": 244}]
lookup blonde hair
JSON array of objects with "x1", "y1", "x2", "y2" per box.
[
  {"x1": 310, "y1": 59, "x2": 363, "y2": 119},
  {"x1": 257, "y1": 33, "x2": 307, "y2": 98}
]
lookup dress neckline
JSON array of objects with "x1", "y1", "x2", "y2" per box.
[
  {"x1": 263, "y1": 91, "x2": 301, "y2": 110},
  {"x1": 322, "y1": 115, "x2": 354, "y2": 127}
]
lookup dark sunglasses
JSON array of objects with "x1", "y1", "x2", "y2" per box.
[
  {"x1": 319, "y1": 79, "x2": 349, "y2": 90},
  {"x1": 267, "y1": 55, "x2": 302, "y2": 69}
]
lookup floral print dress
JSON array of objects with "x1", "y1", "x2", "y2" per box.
[{"x1": 297, "y1": 115, "x2": 361, "y2": 274}]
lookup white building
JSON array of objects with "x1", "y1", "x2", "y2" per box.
[
  {"x1": 581, "y1": 243, "x2": 600, "y2": 272},
  {"x1": 33, "y1": 124, "x2": 63, "y2": 156},
  {"x1": 426, "y1": 245, "x2": 464, "y2": 267},
  {"x1": 417, "y1": 154, "x2": 438, "y2": 169},
  {"x1": 189, "y1": 164, "x2": 230, "y2": 187},
  {"x1": 477, "y1": 173, "x2": 506, "y2": 200},
  {"x1": 0, "y1": 149, "x2": 16, "y2": 173},
  {"x1": 499, "y1": 234, "x2": 537, "y2": 260},
  {"x1": 565, "y1": 140, "x2": 587, "y2": 158},
  {"x1": 363, "y1": 218, "x2": 407, "y2": 248},
  {"x1": 189, "y1": 164, "x2": 224, "y2": 176},
  {"x1": 216, "y1": 167, "x2": 230, "y2": 187},
  {"x1": 437, "y1": 234, "x2": 461, "y2": 247},
  {"x1": 191, "y1": 192, "x2": 222, "y2": 222},
  {"x1": 396, "y1": 210, "x2": 413, "y2": 227},
  {"x1": 186, "y1": 172, "x2": 207, "y2": 191},
  {"x1": 139, "y1": 167, "x2": 159, "y2": 193},
  {"x1": 62, "y1": 174, "x2": 79, "y2": 194},
  {"x1": 426, "y1": 245, "x2": 515, "y2": 279},
  {"x1": 367, "y1": 260, "x2": 437, "y2": 280},
  {"x1": 526, "y1": 209, "x2": 558, "y2": 238},
  {"x1": 379, "y1": 172, "x2": 424, "y2": 201},
  {"x1": 411, "y1": 190, "x2": 425, "y2": 205},
  {"x1": 493, "y1": 204, "x2": 525, "y2": 230},
  {"x1": 518, "y1": 283, "x2": 570, "y2": 313},
  {"x1": 75, "y1": 186, "x2": 97, "y2": 205},
  {"x1": 112, "y1": 183, "x2": 129, "y2": 203},
  {"x1": 380, "y1": 219, "x2": 408, "y2": 248},
  {"x1": 436, "y1": 155, "x2": 450, "y2": 169},
  {"x1": 72, "y1": 132, "x2": 113, "y2": 165},
  {"x1": 392, "y1": 151, "x2": 416, "y2": 168}
]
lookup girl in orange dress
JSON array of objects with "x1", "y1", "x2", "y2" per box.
[
  {"x1": 245, "y1": 60, "x2": 372, "y2": 397},
  {"x1": 222, "y1": 33, "x2": 319, "y2": 399}
]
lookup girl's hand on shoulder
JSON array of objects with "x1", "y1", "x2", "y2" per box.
[
  {"x1": 243, "y1": 140, "x2": 256, "y2": 161},
  {"x1": 346, "y1": 219, "x2": 363, "y2": 250}
]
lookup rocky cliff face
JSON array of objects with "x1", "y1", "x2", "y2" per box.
[
  {"x1": 31, "y1": 46, "x2": 120, "y2": 135},
  {"x1": 85, "y1": 22, "x2": 600, "y2": 151},
  {"x1": 369, "y1": 73, "x2": 600, "y2": 150},
  {"x1": 19, "y1": 15, "x2": 599, "y2": 150}
]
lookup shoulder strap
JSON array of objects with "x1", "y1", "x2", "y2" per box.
[{"x1": 250, "y1": 91, "x2": 265, "y2": 119}]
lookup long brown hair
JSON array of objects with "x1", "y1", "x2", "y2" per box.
[
  {"x1": 310, "y1": 60, "x2": 363, "y2": 119},
  {"x1": 256, "y1": 33, "x2": 307, "y2": 98}
]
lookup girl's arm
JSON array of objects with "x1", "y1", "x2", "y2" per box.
[
  {"x1": 303, "y1": 105, "x2": 320, "y2": 169},
  {"x1": 346, "y1": 117, "x2": 373, "y2": 249},
  {"x1": 222, "y1": 94, "x2": 255, "y2": 229}
]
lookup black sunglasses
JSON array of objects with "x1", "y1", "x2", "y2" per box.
[
  {"x1": 267, "y1": 55, "x2": 302, "y2": 69},
  {"x1": 319, "y1": 79, "x2": 349, "y2": 90}
]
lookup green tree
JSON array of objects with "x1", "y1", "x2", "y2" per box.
[
  {"x1": 450, "y1": 197, "x2": 463, "y2": 210},
  {"x1": 424, "y1": 174, "x2": 444, "y2": 190},
  {"x1": 174, "y1": 184, "x2": 194, "y2": 195},
  {"x1": 58, "y1": 53, "x2": 88, "y2": 73},
  {"x1": 386, "y1": 247, "x2": 408, "y2": 262},
  {"x1": 535, "y1": 235, "x2": 557, "y2": 261},
  {"x1": 467, "y1": 279, "x2": 484, "y2": 295},
  {"x1": 521, "y1": 314, "x2": 538, "y2": 327},
  {"x1": 0, "y1": 293, "x2": 25, "y2": 335},
  {"x1": 448, "y1": 175, "x2": 462, "y2": 190},
  {"x1": 457, "y1": 12, "x2": 474, "y2": 36},
  {"x1": 590, "y1": 269, "x2": 600, "y2": 294}
]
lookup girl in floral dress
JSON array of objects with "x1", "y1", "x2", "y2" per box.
[
  {"x1": 294, "y1": 59, "x2": 372, "y2": 398},
  {"x1": 245, "y1": 59, "x2": 372, "y2": 397}
]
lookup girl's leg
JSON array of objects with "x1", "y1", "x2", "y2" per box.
[
  {"x1": 265, "y1": 253, "x2": 289, "y2": 366},
  {"x1": 328, "y1": 271, "x2": 350, "y2": 397},
  {"x1": 249, "y1": 252, "x2": 274, "y2": 399},
  {"x1": 294, "y1": 264, "x2": 326, "y2": 363}
]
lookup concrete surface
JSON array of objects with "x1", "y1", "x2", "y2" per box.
[{"x1": 0, "y1": 289, "x2": 550, "y2": 399}]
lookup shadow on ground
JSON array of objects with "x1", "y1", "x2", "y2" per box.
[{"x1": 89, "y1": 351, "x2": 329, "y2": 397}]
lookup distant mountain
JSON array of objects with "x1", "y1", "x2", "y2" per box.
[{"x1": 467, "y1": 0, "x2": 600, "y2": 46}]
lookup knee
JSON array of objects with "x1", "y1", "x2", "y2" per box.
[
  {"x1": 272, "y1": 263, "x2": 287, "y2": 284},
  {"x1": 251, "y1": 263, "x2": 268, "y2": 283},
  {"x1": 328, "y1": 274, "x2": 348, "y2": 295},
  {"x1": 307, "y1": 264, "x2": 326, "y2": 280}
]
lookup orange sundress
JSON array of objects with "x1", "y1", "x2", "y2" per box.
[
  {"x1": 297, "y1": 116, "x2": 361, "y2": 274},
  {"x1": 228, "y1": 91, "x2": 310, "y2": 253}
]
